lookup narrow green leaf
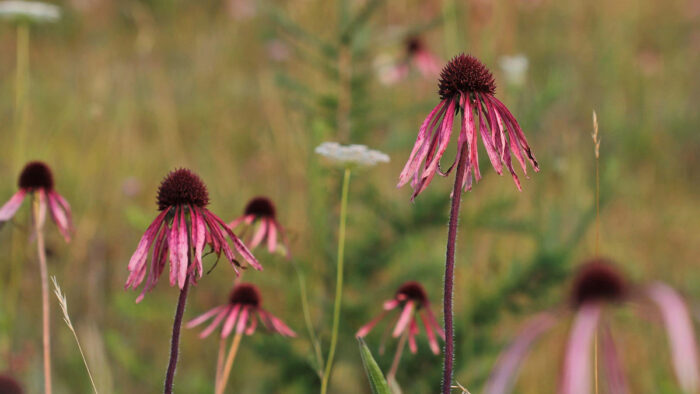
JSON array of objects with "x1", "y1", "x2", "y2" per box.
[{"x1": 357, "y1": 337, "x2": 391, "y2": 394}]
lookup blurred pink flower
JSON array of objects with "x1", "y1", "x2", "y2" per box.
[
  {"x1": 125, "y1": 169, "x2": 261, "y2": 302},
  {"x1": 229, "y1": 196, "x2": 290, "y2": 259},
  {"x1": 380, "y1": 37, "x2": 442, "y2": 85},
  {"x1": 187, "y1": 283, "x2": 295, "y2": 338},
  {"x1": 0, "y1": 161, "x2": 72, "y2": 242},
  {"x1": 485, "y1": 260, "x2": 700, "y2": 394},
  {"x1": 398, "y1": 54, "x2": 538, "y2": 200},
  {"x1": 356, "y1": 281, "x2": 445, "y2": 354}
]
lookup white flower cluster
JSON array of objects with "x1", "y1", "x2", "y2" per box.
[
  {"x1": 0, "y1": 1, "x2": 60, "y2": 23},
  {"x1": 499, "y1": 54, "x2": 528, "y2": 87},
  {"x1": 315, "y1": 142, "x2": 390, "y2": 167}
]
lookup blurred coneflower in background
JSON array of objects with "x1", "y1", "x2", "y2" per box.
[
  {"x1": 378, "y1": 36, "x2": 442, "y2": 85},
  {"x1": 229, "y1": 196, "x2": 290, "y2": 258},
  {"x1": 187, "y1": 283, "x2": 295, "y2": 394},
  {"x1": 485, "y1": 259, "x2": 700, "y2": 394},
  {"x1": 0, "y1": 373, "x2": 23, "y2": 394}
]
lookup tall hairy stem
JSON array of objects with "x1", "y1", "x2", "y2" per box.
[{"x1": 164, "y1": 273, "x2": 191, "y2": 394}]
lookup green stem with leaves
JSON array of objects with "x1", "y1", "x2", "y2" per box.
[{"x1": 321, "y1": 167, "x2": 351, "y2": 394}]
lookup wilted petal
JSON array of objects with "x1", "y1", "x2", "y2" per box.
[
  {"x1": 476, "y1": 93, "x2": 503, "y2": 174},
  {"x1": 176, "y1": 207, "x2": 189, "y2": 288},
  {"x1": 560, "y1": 303, "x2": 601, "y2": 394},
  {"x1": 485, "y1": 312, "x2": 557, "y2": 394},
  {"x1": 265, "y1": 310, "x2": 296, "y2": 337},
  {"x1": 48, "y1": 191, "x2": 71, "y2": 242},
  {"x1": 168, "y1": 207, "x2": 180, "y2": 286},
  {"x1": 246, "y1": 312, "x2": 258, "y2": 335},
  {"x1": 357, "y1": 311, "x2": 388, "y2": 338},
  {"x1": 408, "y1": 318, "x2": 418, "y2": 353},
  {"x1": 236, "y1": 307, "x2": 249, "y2": 334},
  {"x1": 209, "y1": 211, "x2": 262, "y2": 271},
  {"x1": 647, "y1": 282, "x2": 700, "y2": 392},
  {"x1": 0, "y1": 190, "x2": 27, "y2": 222},
  {"x1": 398, "y1": 100, "x2": 448, "y2": 187},
  {"x1": 126, "y1": 209, "x2": 168, "y2": 275},
  {"x1": 600, "y1": 325, "x2": 629, "y2": 394},
  {"x1": 420, "y1": 310, "x2": 441, "y2": 355},
  {"x1": 421, "y1": 99, "x2": 457, "y2": 181}
]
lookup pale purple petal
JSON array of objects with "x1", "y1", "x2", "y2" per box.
[
  {"x1": 176, "y1": 207, "x2": 189, "y2": 288},
  {"x1": 398, "y1": 100, "x2": 448, "y2": 187},
  {"x1": 221, "y1": 305, "x2": 242, "y2": 338},
  {"x1": 408, "y1": 318, "x2": 418, "y2": 353},
  {"x1": 267, "y1": 220, "x2": 278, "y2": 253},
  {"x1": 600, "y1": 324, "x2": 629, "y2": 394},
  {"x1": 168, "y1": 207, "x2": 180, "y2": 286},
  {"x1": 236, "y1": 307, "x2": 249, "y2": 334},
  {"x1": 420, "y1": 310, "x2": 440, "y2": 354},
  {"x1": 47, "y1": 192, "x2": 71, "y2": 242},
  {"x1": 647, "y1": 282, "x2": 700, "y2": 392},
  {"x1": 0, "y1": 190, "x2": 26, "y2": 222},
  {"x1": 356, "y1": 311, "x2": 388, "y2": 338},
  {"x1": 421, "y1": 99, "x2": 457, "y2": 181},
  {"x1": 126, "y1": 209, "x2": 169, "y2": 276},
  {"x1": 560, "y1": 303, "x2": 601, "y2": 394},
  {"x1": 199, "y1": 306, "x2": 231, "y2": 338},
  {"x1": 249, "y1": 219, "x2": 268, "y2": 249},
  {"x1": 485, "y1": 312, "x2": 557, "y2": 394}
]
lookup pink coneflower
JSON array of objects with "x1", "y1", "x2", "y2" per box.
[
  {"x1": 125, "y1": 169, "x2": 261, "y2": 302},
  {"x1": 187, "y1": 283, "x2": 296, "y2": 338},
  {"x1": 187, "y1": 283, "x2": 295, "y2": 394},
  {"x1": 125, "y1": 168, "x2": 261, "y2": 394},
  {"x1": 229, "y1": 196, "x2": 289, "y2": 258},
  {"x1": 0, "y1": 161, "x2": 72, "y2": 242},
  {"x1": 357, "y1": 281, "x2": 445, "y2": 355},
  {"x1": 0, "y1": 374, "x2": 23, "y2": 394},
  {"x1": 380, "y1": 37, "x2": 442, "y2": 85},
  {"x1": 398, "y1": 54, "x2": 539, "y2": 199},
  {"x1": 485, "y1": 259, "x2": 700, "y2": 394}
]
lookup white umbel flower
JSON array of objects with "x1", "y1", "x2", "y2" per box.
[
  {"x1": 498, "y1": 54, "x2": 528, "y2": 87},
  {"x1": 0, "y1": 1, "x2": 60, "y2": 23},
  {"x1": 315, "y1": 142, "x2": 390, "y2": 167}
]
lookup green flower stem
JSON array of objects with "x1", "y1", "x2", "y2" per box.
[
  {"x1": 320, "y1": 167, "x2": 351, "y2": 394},
  {"x1": 292, "y1": 259, "x2": 324, "y2": 376},
  {"x1": 15, "y1": 23, "x2": 29, "y2": 169}
]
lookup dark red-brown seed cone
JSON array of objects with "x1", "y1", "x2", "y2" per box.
[
  {"x1": 244, "y1": 197, "x2": 276, "y2": 219},
  {"x1": 229, "y1": 283, "x2": 262, "y2": 308},
  {"x1": 396, "y1": 281, "x2": 429, "y2": 308},
  {"x1": 438, "y1": 54, "x2": 496, "y2": 100},
  {"x1": 156, "y1": 168, "x2": 210, "y2": 211},
  {"x1": 571, "y1": 259, "x2": 628, "y2": 308},
  {"x1": 18, "y1": 161, "x2": 54, "y2": 191},
  {"x1": 0, "y1": 374, "x2": 24, "y2": 394}
]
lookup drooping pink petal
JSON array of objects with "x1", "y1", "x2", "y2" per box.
[
  {"x1": 176, "y1": 207, "x2": 189, "y2": 288},
  {"x1": 249, "y1": 218, "x2": 268, "y2": 249},
  {"x1": 421, "y1": 99, "x2": 457, "y2": 181},
  {"x1": 191, "y1": 206, "x2": 206, "y2": 278},
  {"x1": 186, "y1": 306, "x2": 226, "y2": 328},
  {"x1": 267, "y1": 220, "x2": 278, "y2": 253},
  {"x1": 463, "y1": 93, "x2": 481, "y2": 182},
  {"x1": 201, "y1": 211, "x2": 237, "y2": 269},
  {"x1": 476, "y1": 93, "x2": 503, "y2": 174},
  {"x1": 135, "y1": 224, "x2": 170, "y2": 302},
  {"x1": 424, "y1": 304, "x2": 445, "y2": 339},
  {"x1": 168, "y1": 207, "x2": 181, "y2": 286},
  {"x1": 398, "y1": 100, "x2": 448, "y2": 187},
  {"x1": 560, "y1": 303, "x2": 601, "y2": 394},
  {"x1": 228, "y1": 215, "x2": 246, "y2": 229},
  {"x1": 199, "y1": 306, "x2": 231, "y2": 338},
  {"x1": 265, "y1": 310, "x2": 296, "y2": 337},
  {"x1": 47, "y1": 192, "x2": 71, "y2": 242},
  {"x1": 126, "y1": 209, "x2": 169, "y2": 275},
  {"x1": 489, "y1": 96, "x2": 539, "y2": 171},
  {"x1": 408, "y1": 318, "x2": 418, "y2": 353},
  {"x1": 221, "y1": 305, "x2": 242, "y2": 338},
  {"x1": 647, "y1": 282, "x2": 700, "y2": 392},
  {"x1": 414, "y1": 50, "x2": 442, "y2": 77},
  {"x1": 209, "y1": 211, "x2": 262, "y2": 271},
  {"x1": 600, "y1": 324, "x2": 629, "y2": 394},
  {"x1": 357, "y1": 311, "x2": 389, "y2": 338},
  {"x1": 393, "y1": 301, "x2": 415, "y2": 338},
  {"x1": 236, "y1": 307, "x2": 250, "y2": 334},
  {"x1": 0, "y1": 190, "x2": 27, "y2": 222},
  {"x1": 484, "y1": 312, "x2": 557, "y2": 394},
  {"x1": 246, "y1": 312, "x2": 259, "y2": 335},
  {"x1": 383, "y1": 299, "x2": 400, "y2": 310},
  {"x1": 420, "y1": 310, "x2": 440, "y2": 355},
  {"x1": 36, "y1": 190, "x2": 47, "y2": 228}
]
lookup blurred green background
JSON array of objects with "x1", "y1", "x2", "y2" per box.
[{"x1": 1, "y1": 0, "x2": 700, "y2": 392}]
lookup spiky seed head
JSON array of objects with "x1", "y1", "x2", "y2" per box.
[
  {"x1": 244, "y1": 196, "x2": 276, "y2": 219},
  {"x1": 18, "y1": 161, "x2": 54, "y2": 191},
  {"x1": 396, "y1": 281, "x2": 429, "y2": 308},
  {"x1": 0, "y1": 374, "x2": 24, "y2": 394},
  {"x1": 229, "y1": 283, "x2": 262, "y2": 308},
  {"x1": 156, "y1": 168, "x2": 209, "y2": 211},
  {"x1": 438, "y1": 54, "x2": 496, "y2": 100},
  {"x1": 571, "y1": 259, "x2": 627, "y2": 308}
]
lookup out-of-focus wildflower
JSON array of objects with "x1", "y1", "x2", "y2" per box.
[
  {"x1": 485, "y1": 259, "x2": 700, "y2": 394},
  {"x1": 357, "y1": 281, "x2": 445, "y2": 354},
  {"x1": 265, "y1": 39, "x2": 290, "y2": 62},
  {"x1": 0, "y1": 374, "x2": 23, "y2": 394},
  {"x1": 498, "y1": 54, "x2": 528, "y2": 87},
  {"x1": 125, "y1": 169, "x2": 261, "y2": 302},
  {"x1": 229, "y1": 196, "x2": 290, "y2": 258},
  {"x1": 187, "y1": 283, "x2": 296, "y2": 338},
  {"x1": 398, "y1": 54, "x2": 538, "y2": 200},
  {"x1": 378, "y1": 36, "x2": 442, "y2": 85},
  {"x1": 0, "y1": 1, "x2": 59, "y2": 23},
  {"x1": 226, "y1": 0, "x2": 255, "y2": 20},
  {"x1": 0, "y1": 161, "x2": 72, "y2": 242},
  {"x1": 315, "y1": 142, "x2": 390, "y2": 167}
]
